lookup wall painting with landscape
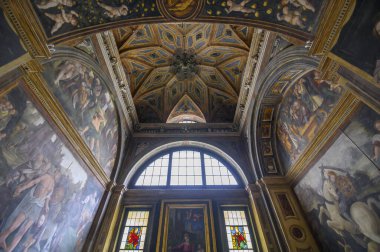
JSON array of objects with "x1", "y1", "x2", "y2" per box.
[
  {"x1": 42, "y1": 58, "x2": 119, "y2": 176},
  {"x1": 276, "y1": 70, "x2": 343, "y2": 171},
  {"x1": 0, "y1": 80, "x2": 103, "y2": 252},
  {"x1": 294, "y1": 105, "x2": 380, "y2": 252}
]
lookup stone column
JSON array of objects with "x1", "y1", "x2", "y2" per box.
[
  {"x1": 246, "y1": 183, "x2": 283, "y2": 252},
  {"x1": 92, "y1": 184, "x2": 126, "y2": 252}
]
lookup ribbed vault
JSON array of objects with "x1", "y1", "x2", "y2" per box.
[{"x1": 113, "y1": 23, "x2": 255, "y2": 123}]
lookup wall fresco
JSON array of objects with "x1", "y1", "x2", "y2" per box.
[
  {"x1": 277, "y1": 70, "x2": 342, "y2": 171},
  {"x1": 42, "y1": 59, "x2": 119, "y2": 176},
  {"x1": 0, "y1": 82, "x2": 103, "y2": 252},
  {"x1": 294, "y1": 105, "x2": 380, "y2": 252}
]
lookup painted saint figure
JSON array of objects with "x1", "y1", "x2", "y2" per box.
[
  {"x1": 0, "y1": 162, "x2": 55, "y2": 252},
  {"x1": 169, "y1": 232, "x2": 194, "y2": 252}
]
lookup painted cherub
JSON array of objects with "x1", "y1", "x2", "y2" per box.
[
  {"x1": 36, "y1": 0, "x2": 76, "y2": 10},
  {"x1": 98, "y1": 2, "x2": 129, "y2": 19},
  {"x1": 44, "y1": 9, "x2": 79, "y2": 34},
  {"x1": 277, "y1": 6, "x2": 305, "y2": 28},
  {"x1": 225, "y1": 0, "x2": 256, "y2": 14},
  {"x1": 54, "y1": 60, "x2": 86, "y2": 85},
  {"x1": 280, "y1": 0, "x2": 315, "y2": 12}
]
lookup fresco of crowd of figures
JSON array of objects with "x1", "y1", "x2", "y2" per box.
[{"x1": 0, "y1": 80, "x2": 103, "y2": 252}]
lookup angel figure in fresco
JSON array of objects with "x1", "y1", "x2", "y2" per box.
[
  {"x1": 0, "y1": 161, "x2": 56, "y2": 252},
  {"x1": 277, "y1": 6, "x2": 305, "y2": 28},
  {"x1": 225, "y1": 0, "x2": 256, "y2": 14},
  {"x1": 54, "y1": 60, "x2": 86, "y2": 85},
  {"x1": 280, "y1": 0, "x2": 315, "y2": 12},
  {"x1": 98, "y1": 2, "x2": 129, "y2": 19},
  {"x1": 36, "y1": 0, "x2": 76, "y2": 9},
  {"x1": 44, "y1": 9, "x2": 79, "y2": 34}
]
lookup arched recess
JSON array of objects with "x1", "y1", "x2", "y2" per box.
[
  {"x1": 166, "y1": 95, "x2": 206, "y2": 123},
  {"x1": 40, "y1": 47, "x2": 126, "y2": 179},
  {"x1": 124, "y1": 140, "x2": 250, "y2": 188},
  {"x1": 247, "y1": 46, "x2": 320, "y2": 178}
]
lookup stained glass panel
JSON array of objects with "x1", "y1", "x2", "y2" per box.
[
  {"x1": 223, "y1": 210, "x2": 254, "y2": 251},
  {"x1": 119, "y1": 211, "x2": 149, "y2": 251}
]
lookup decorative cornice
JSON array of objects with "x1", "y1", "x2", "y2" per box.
[
  {"x1": 309, "y1": 0, "x2": 356, "y2": 56},
  {"x1": 133, "y1": 123, "x2": 240, "y2": 137},
  {"x1": 286, "y1": 91, "x2": 360, "y2": 185},
  {"x1": 234, "y1": 29, "x2": 268, "y2": 132},
  {"x1": 96, "y1": 31, "x2": 138, "y2": 132},
  {"x1": 1, "y1": 0, "x2": 50, "y2": 59}
]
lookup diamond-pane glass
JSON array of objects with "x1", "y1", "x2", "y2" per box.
[
  {"x1": 119, "y1": 211, "x2": 149, "y2": 251},
  {"x1": 223, "y1": 210, "x2": 254, "y2": 251}
]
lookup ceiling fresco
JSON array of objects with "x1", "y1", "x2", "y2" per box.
[
  {"x1": 28, "y1": 0, "x2": 325, "y2": 41},
  {"x1": 114, "y1": 23, "x2": 254, "y2": 123}
]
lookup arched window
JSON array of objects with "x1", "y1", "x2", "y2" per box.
[{"x1": 132, "y1": 149, "x2": 240, "y2": 187}]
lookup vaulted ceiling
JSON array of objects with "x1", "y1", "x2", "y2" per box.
[{"x1": 113, "y1": 23, "x2": 255, "y2": 123}]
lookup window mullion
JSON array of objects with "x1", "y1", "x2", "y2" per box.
[
  {"x1": 201, "y1": 152, "x2": 206, "y2": 186},
  {"x1": 167, "y1": 152, "x2": 172, "y2": 187}
]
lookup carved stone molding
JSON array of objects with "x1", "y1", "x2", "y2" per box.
[
  {"x1": 96, "y1": 31, "x2": 138, "y2": 133},
  {"x1": 234, "y1": 29, "x2": 268, "y2": 132},
  {"x1": 1, "y1": 0, "x2": 50, "y2": 59}
]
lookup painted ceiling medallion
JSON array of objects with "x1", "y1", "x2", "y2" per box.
[
  {"x1": 170, "y1": 48, "x2": 200, "y2": 81},
  {"x1": 158, "y1": 0, "x2": 205, "y2": 20}
]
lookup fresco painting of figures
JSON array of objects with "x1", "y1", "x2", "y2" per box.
[
  {"x1": 31, "y1": 0, "x2": 161, "y2": 37},
  {"x1": 294, "y1": 105, "x2": 380, "y2": 252},
  {"x1": 42, "y1": 59, "x2": 118, "y2": 176},
  {"x1": 202, "y1": 0, "x2": 323, "y2": 32},
  {"x1": 277, "y1": 70, "x2": 343, "y2": 170},
  {"x1": 0, "y1": 83, "x2": 103, "y2": 252}
]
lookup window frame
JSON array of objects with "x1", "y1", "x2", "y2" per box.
[
  {"x1": 115, "y1": 207, "x2": 154, "y2": 252},
  {"x1": 219, "y1": 206, "x2": 259, "y2": 252},
  {"x1": 130, "y1": 147, "x2": 242, "y2": 189}
]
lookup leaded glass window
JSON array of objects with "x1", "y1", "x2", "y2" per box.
[
  {"x1": 133, "y1": 149, "x2": 240, "y2": 187},
  {"x1": 223, "y1": 210, "x2": 254, "y2": 251},
  {"x1": 118, "y1": 210, "x2": 150, "y2": 251}
]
